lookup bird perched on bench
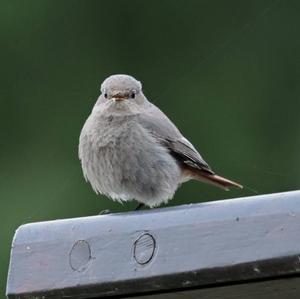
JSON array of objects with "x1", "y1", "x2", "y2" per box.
[{"x1": 79, "y1": 74, "x2": 242, "y2": 209}]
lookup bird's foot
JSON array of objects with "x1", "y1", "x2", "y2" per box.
[
  {"x1": 135, "y1": 203, "x2": 145, "y2": 211},
  {"x1": 99, "y1": 209, "x2": 111, "y2": 215}
]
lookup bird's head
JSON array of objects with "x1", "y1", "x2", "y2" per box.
[{"x1": 100, "y1": 74, "x2": 143, "y2": 103}]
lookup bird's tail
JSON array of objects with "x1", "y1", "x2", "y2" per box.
[{"x1": 195, "y1": 172, "x2": 243, "y2": 191}]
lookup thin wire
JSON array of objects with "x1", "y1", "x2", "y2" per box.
[
  {"x1": 160, "y1": 0, "x2": 282, "y2": 98},
  {"x1": 159, "y1": 0, "x2": 282, "y2": 196}
]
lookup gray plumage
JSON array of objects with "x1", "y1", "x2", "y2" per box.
[{"x1": 79, "y1": 74, "x2": 242, "y2": 208}]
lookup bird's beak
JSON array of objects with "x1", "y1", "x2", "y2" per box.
[{"x1": 112, "y1": 93, "x2": 127, "y2": 101}]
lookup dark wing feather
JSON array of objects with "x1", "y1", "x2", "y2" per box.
[
  {"x1": 138, "y1": 103, "x2": 214, "y2": 174},
  {"x1": 162, "y1": 138, "x2": 214, "y2": 174}
]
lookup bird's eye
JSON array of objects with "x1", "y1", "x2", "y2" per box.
[
  {"x1": 130, "y1": 92, "x2": 136, "y2": 99},
  {"x1": 104, "y1": 93, "x2": 108, "y2": 99}
]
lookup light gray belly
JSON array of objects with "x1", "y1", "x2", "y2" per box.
[{"x1": 79, "y1": 116, "x2": 181, "y2": 207}]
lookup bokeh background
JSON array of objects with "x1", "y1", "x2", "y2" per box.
[{"x1": 1, "y1": 0, "x2": 300, "y2": 296}]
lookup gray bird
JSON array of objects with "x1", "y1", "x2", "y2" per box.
[{"x1": 79, "y1": 74, "x2": 242, "y2": 209}]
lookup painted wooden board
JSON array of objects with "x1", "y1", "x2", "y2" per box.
[{"x1": 6, "y1": 190, "x2": 300, "y2": 298}]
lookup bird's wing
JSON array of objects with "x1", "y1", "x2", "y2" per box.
[{"x1": 138, "y1": 103, "x2": 214, "y2": 174}]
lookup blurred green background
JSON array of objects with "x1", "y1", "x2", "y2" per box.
[{"x1": 1, "y1": 0, "x2": 300, "y2": 296}]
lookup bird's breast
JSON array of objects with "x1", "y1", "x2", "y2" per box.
[{"x1": 79, "y1": 111, "x2": 182, "y2": 204}]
